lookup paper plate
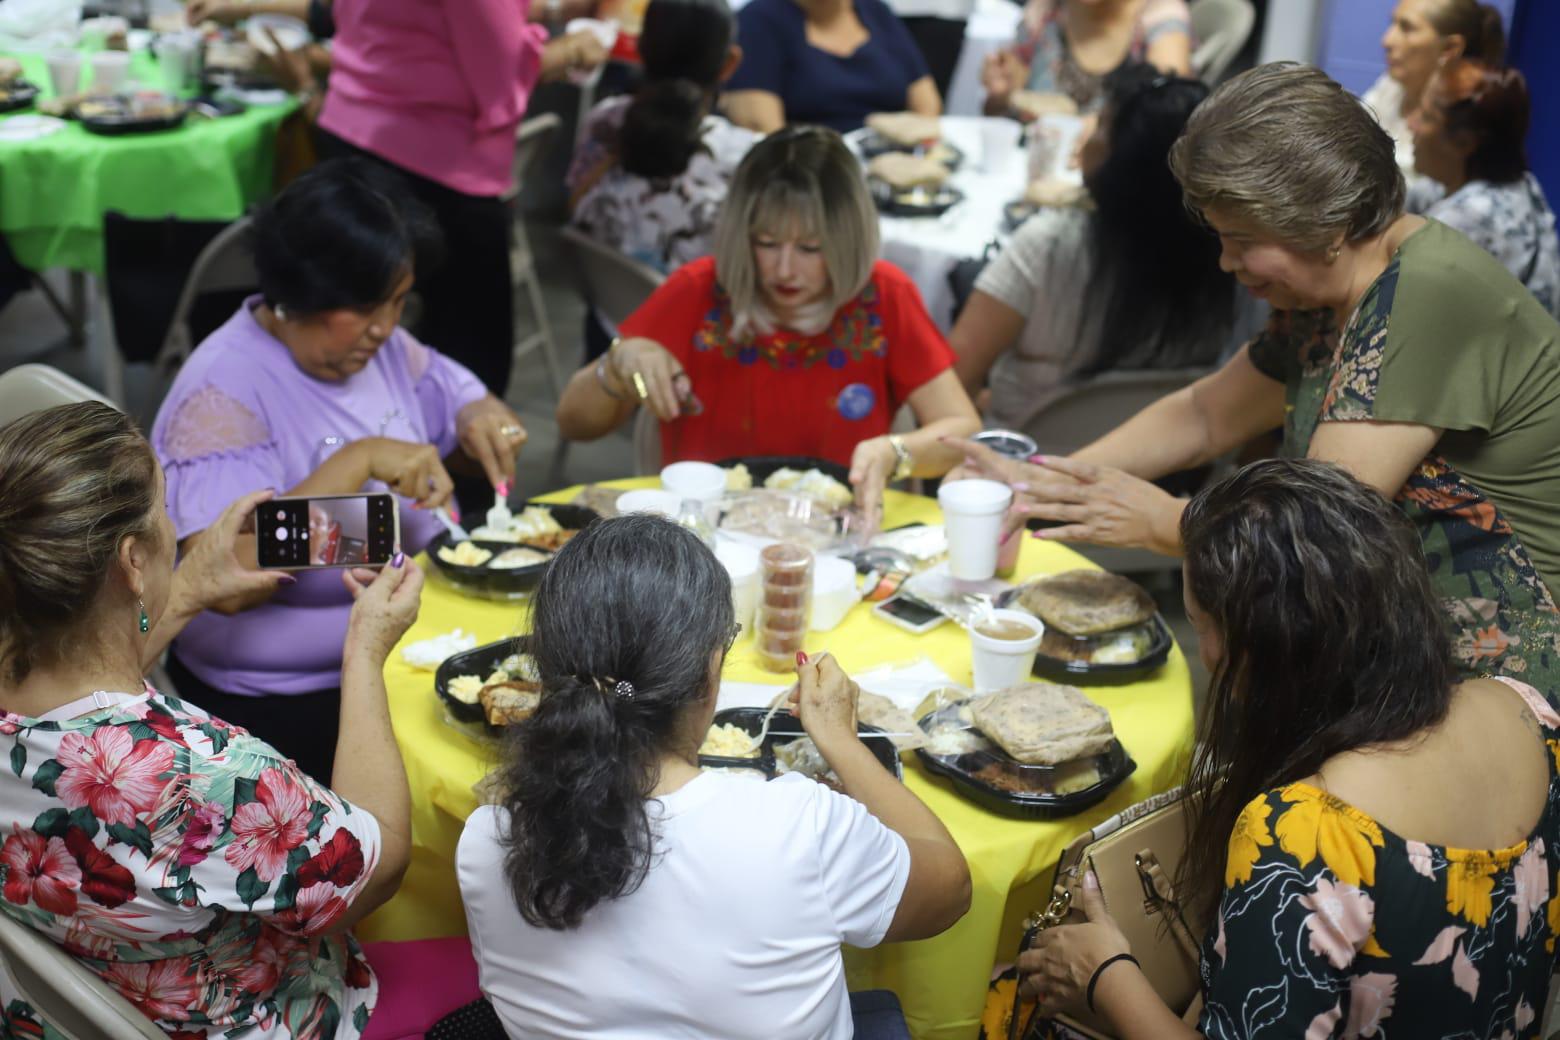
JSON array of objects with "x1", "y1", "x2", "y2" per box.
[{"x1": 0, "y1": 115, "x2": 66, "y2": 142}]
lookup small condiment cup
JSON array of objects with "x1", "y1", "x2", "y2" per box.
[{"x1": 660, "y1": 460, "x2": 726, "y2": 504}]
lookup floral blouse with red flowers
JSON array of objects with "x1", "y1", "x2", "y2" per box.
[
  {"x1": 0, "y1": 687, "x2": 381, "y2": 1039},
  {"x1": 618, "y1": 257, "x2": 955, "y2": 468}
]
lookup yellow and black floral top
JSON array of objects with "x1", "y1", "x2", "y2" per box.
[{"x1": 1200, "y1": 676, "x2": 1560, "y2": 1039}]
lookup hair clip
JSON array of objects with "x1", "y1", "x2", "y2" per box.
[{"x1": 614, "y1": 680, "x2": 635, "y2": 700}]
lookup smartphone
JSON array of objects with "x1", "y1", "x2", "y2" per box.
[
  {"x1": 872, "y1": 593, "x2": 948, "y2": 634},
  {"x1": 255, "y1": 494, "x2": 399, "y2": 570}
]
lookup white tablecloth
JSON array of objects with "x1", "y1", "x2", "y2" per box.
[
  {"x1": 946, "y1": 0, "x2": 1023, "y2": 117},
  {"x1": 856, "y1": 115, "x2": 1031, "y2": 330}
]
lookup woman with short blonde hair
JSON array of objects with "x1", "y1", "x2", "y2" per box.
[{"x1": 557, "y1": 125, "x2": 979, "y2": 526}]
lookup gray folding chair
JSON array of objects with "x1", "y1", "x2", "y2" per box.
[
  {"x1": 1189, "y1": 0, "x2": 1255, "y2": 85},
  {"x1": 0, "y1": 910, "x2": 164, "y2": 1040},
  {"x1": 1019, "y1": 367, "x2": 1216, "y2": 575},
  {"x1": 509, "y1": 114, "x2": 567, "y2": 397},
  {"x1": 558, "y1": 227, "x2": 667, "y2": 478},
  {"x1": 0, "y1": 363, "x2": 113, "y2": 425},
  {"x1": 143, "y1": 216, "x2": 258, "y2": 423}
]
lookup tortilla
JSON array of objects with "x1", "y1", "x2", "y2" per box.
[
  {"x1": 970, "y1": 683, "x2": 1114, "y2": 766},
  {"x1": 867, "y1": 152, "x2": 950, "y2": 190},
  {"x1": 1016, "y1": 569, "x2": 1155, "y2": 636},
  {"x1": 1011, "y1": 90, "x2": 1078, "y2": 119},
  {"x1": 865, "y1": 111, "x2": 942, "y2": 147}
]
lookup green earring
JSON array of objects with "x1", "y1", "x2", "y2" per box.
[{"x1": 138, "y1": 599, "x2": 149, "y2": 634}]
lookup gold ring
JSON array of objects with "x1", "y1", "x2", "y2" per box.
[
  {"x1": 499, "y1": 424, "x2": 523, "y2": 439},
  {"x1": 631, "y1": 372, "x2": 649, "y2": 401}
]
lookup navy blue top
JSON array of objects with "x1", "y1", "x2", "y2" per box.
[{"x1": 725, "y1": 0, "x2": 930, "y2": 134}]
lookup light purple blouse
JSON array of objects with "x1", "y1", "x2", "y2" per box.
[{"x1": 150, "y1": 297, "x2": 487, "y2": 696}]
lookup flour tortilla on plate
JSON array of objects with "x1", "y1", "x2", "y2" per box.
[
  {"x1": 969, "y1": 682, "x2": 1114, "y2": 765},
  {"x1": 865, "y1": 111, "x2": 942, "y2": 147},
  {"x1": 1016, "y1": 569, "x2": 1155, "y2": 637}
]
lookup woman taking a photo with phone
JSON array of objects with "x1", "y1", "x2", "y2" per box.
[
  {"x1": 150, "y1": 158, "x2": 528, "y2": 783},
  {"x1": 0, "y1": 401, "x2": 427, "y2": 1036}
]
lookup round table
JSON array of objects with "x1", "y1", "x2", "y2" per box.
[
  {"x1": 364, "y1": 480, "x2": 1195, "y2": 1040},
  {"x1": 0, "y1": 48, "x2": 297, "y2": 274}
]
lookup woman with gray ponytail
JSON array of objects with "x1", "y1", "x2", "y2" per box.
[{"x1": 457, "y1": 515, "x2": 970, "y2": 1038}]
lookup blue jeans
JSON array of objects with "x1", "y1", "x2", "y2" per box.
[{"x1": 851, "y1": 990, "x2": 912, "y2": 1040}]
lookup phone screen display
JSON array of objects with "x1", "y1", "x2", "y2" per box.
[
  {"x1": 256, "y1": 495, "x2": 398, "y2": 569},
  {"x1": 875, "y1": 595, "x2": 944, "y2": 628}
]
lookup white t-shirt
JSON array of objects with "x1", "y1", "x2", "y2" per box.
[{"x1": 457, "y1": 771, "x2": 912, "y2": 1039}]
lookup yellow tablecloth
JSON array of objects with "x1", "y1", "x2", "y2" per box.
[{"x1": 362, "y1": 481, "x2": 1195, "y2": 1040}]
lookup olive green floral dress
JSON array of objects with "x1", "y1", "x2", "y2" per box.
[{"x1": 1248, "y1": 220, "x2": 1560, "y2": 703}]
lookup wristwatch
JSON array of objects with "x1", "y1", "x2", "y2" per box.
[{"x1": 888, "y1": 434, "x2": 913, "y2": 482}]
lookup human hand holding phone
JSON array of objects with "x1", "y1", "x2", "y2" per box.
[{"x1": 343, "y1": 555, "x2": 424, "y2": 666}]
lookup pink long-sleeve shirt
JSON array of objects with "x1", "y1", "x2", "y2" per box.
[{"x1": 319, "y1": 0, "x2": 549, "y2": 198}]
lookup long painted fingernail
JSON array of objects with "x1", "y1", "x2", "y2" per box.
[
  {"x1": 1028, "y1": 454, "x2": 1048, "y2": 465},
  {"x1": 1012, "y1": 482, "x2": 1030, "y2": 492},
  {"x1": 796, "y1": 651, "x2": 808, "y2": 666},
  {"x1": 496, "y1": 480, "x2": 511, "y2": 498},
  {"x1": 1030, "y1": 529, "x2": 1052, "y2": 540},
  {"x1": 391, "y1": 551, "x2": 405, "y2": 568},
  {"x1": 278, "y1": 574, "x2": 296, "y2": 585},
  {"x1": 449, "y1": 505, "x2": 461, "y2": 523}
]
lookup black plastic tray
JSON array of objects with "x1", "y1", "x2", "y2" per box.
[
  {"x1": 434, "y1": 636, "x2": 534, "y2": 728},
  {"x1": 913, "y1": 703, "x2": 1135, "y2": 818},
  {"x1": 1004, "y1": 200, "x2": 1038, "y2": 232},
  {"x1": 857, "y1": 130, "x2": 964, "y2": 171},
  {"x1": 426, "y1": 501, "x2": 599, "y2": 597},
  {"x1": 715, "y1": 455, "x2": 851, "y2": 488},
  {"x1": 869, "y1": 179, "x2": 963, "y2": 218},
  {"x1": 0, "y1": 81, "x2": 39, "y2": 114},
  {"x1": 700, "y1": 706, "x2": 903, "y2": 782},
  {"x1": 79, "y1": 98, "x2": 189, "y2": 135}
]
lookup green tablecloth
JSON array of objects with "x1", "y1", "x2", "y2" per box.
[{"x1": 0, "y1": 48, "x2": 297, "y2": 274}]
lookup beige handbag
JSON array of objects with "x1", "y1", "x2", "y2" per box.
[{"x1": 1010, "y1": 786, "x2": 1205, "y2": 1040}]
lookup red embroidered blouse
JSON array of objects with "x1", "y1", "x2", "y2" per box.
[{"x1": 619, "y1": 258, "x2": 955, "y2": 467}]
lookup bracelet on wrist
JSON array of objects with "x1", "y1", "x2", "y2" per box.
[
  {"x1": 1085, "y1": 952, "x2": 1139, "y2": 1014},
  {"x1": 595, "y1": 355, "x2": 629, "y2": 401}
]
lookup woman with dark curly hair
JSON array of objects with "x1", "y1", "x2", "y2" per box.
[
  {"x1": 456, "y1": 515, "x2": 969, "y2": 1038},
  {"x1": 1019, "y1": 459, "x2": 1560, "y2": 1038}
]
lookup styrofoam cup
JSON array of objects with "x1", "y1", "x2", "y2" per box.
[
  {"x1": 615, "y1": 489, "x2": 680, "y2": 517},
  {"x1": 810, "y1": 556, "x2": 860, "y2": 632},
  {"x1": 660, "y1": 461, "x2": 727, "y2": 504},
  {"x1": 970, "y1": 609, "x2": 1043, "y2": 692},
  {"x1": 716, "y1": 542, "x2": 760, "y2": 631},
  {"x1": 88, "y1": 51, "x2": 130, "y2": 94},
  {"x1": 46, "y1": 50, "x2": 82, "y2": 98},
  {"x1": 938, "y1": 479, "x2": 1014, "y2": 580}
]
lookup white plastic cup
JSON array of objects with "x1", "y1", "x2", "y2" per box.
[
  {"x1": 980, "y1": 118, "x2": 1022, "y2": 175},
  {"x1": 615, "y1": 488, "x2": 681, "y2": 518},
  {"x1": 1026, "y1": 113, "x2": 1086, "y2": 182},
  {"x1": 46, "y1": 50, "x2": 82, "y2": 98},
  {"x1": 970, "y1": 609, "x2": 1044, "y2": 692},
  {"x1": 154, "y1": 37, "x2": 197, "y2": 94},
  {"x1": 716, "y1": 542, "x2": 760, "y2": 631},
  {"x1": 660, "y1": 461, "x2": 727, "y2": 504},
  {"x1": 938, "y1": 479, "x2": 1015, "y2": 580},
  {"x1": 810, "y1": 555, "x2": 860, "y2": 632},
  {"x1": 88, "y1": 51, "x2": 131, "y2": 95}
]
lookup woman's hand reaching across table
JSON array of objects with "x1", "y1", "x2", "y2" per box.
[{"x1": 943, "y1": 437, "x2": 1187, "y2": 556}]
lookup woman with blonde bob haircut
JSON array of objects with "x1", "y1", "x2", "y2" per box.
[
  {"x1": 557, "y1": 125, "x2": 978, "y2": 526},
  {"x1": 947, "y1": 61, "x2": 1560, "y2": 704}
]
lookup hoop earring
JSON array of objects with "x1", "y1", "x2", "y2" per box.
[{"x1": 138, "y1": 599, "x2": 149, "y2": 634}]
